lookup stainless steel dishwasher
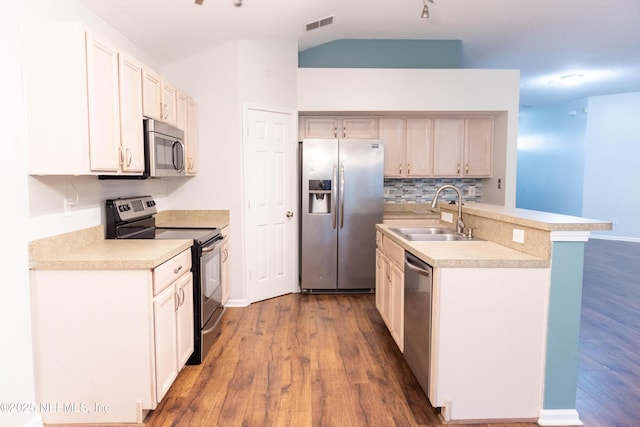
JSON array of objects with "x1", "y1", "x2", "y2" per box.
[{"x1": 403, "y1": 251, "x2": 433, "y2": 397}]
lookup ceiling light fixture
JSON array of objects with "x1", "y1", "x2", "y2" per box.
[{"x1": 421, "y1": 0, "x2": 434, "y2": 19}]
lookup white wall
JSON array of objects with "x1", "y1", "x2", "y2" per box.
[
  {"x1": 162, "y1": 39, "x2": 298, "y2": 304},
  {"x1": 583, "y1": 91, "x2": 640, "y2": 240},
  {"x1": 1, "y1": 3, "x2": 37, "y2": 426},
  {"x1": 297, "y1": 68, "x2": 521, "y2": 206}
]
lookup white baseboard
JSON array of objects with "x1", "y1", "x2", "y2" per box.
[
  {"x1": 589, "y1": 234, "x2": 640, "y2": 243},
  {"x1": 224, "y1": 298, "x2": 250, "y2": 307},
  {"x1": 538, "y1": 409, "x2": 583, "y2": 426}
]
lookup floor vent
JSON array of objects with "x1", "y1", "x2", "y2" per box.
[{"x1": 306, "y1": 15, "x2": 334, "y2": 32}]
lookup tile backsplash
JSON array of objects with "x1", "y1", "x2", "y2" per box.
[{"x1": 384, "y1": 178, "x2": 483, "y2": 204}]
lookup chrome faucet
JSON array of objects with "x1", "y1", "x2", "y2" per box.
[{"x1": 431, "y1": 185, "x2": 465, "y2": 233}]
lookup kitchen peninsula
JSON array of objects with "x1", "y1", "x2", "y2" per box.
[{"x1": 376, "y1": 202, "x2": 611, "y2": 425}]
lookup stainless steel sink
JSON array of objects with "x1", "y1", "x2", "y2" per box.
[{"x1": 389, "y1": 227, "x2": 479, "y2": 241}]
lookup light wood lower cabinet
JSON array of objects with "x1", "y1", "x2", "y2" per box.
[
  {"x1": 375, "y1": 231, "x2": 404, "y2": 351},
  {"x1": 31, "y1": 249, "x2": 193, "y2": 424},
  {"x1": 154, "y1": 272, "x2": 193, "y2": 403},
  {"x1": 221, "y1": 226, "x2": 231, "y2": 305}
]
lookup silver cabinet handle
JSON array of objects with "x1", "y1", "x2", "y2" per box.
[
  {"x1": 339, "y1": 163, "x2": 345, "y2": 229},
  {"x1": 174, "y1": 292, "x2": 180, "y2": 312},
  {"x1": 286, "y1": 211, "x2": 294, "y2": 218},
  {"x1": 332, "y1": 165, "x2": 337, "y2": 229},
  {"x1": 173, "y1": 265, "x2": 183, "y2": 275}
]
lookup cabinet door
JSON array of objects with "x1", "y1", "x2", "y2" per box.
[
  {"x1": 176, "y1": 274, "x2": 194, "y2": 369},
  {"x1": 221, "y1": 241, "x2": 231, "y2": 305},
  {"x1": 153, "y1": 284, "x2": 178, "y2": 403},
  {"x1": 161, "y1": 81, "x2": 178, "y2": 126},
  {"x1": 86, "y1": 32, "x2": 121, "y2": 172},
  {"x1": 185, "y1": 96, "x2": 198, "y2": 175},
  {"x1": 379, "y1": 118, "x2": 405, "y2": 177},
  {"x1": 406, "y1": 118, "x2": 434, "y2": 177},
  {"x1": 377, "y1": 252, "x2": 392, "y2": 328},
  {"x1": 303, "y1": 118, "x2": 340, "y2": 138},
  {"x1": 375, "y1": 249, "x2": 385, "y2": 315},
  {"x1": 22, "y1": 23, "x2": 92, "y2": 175},
  {"x1": 342, "y1": 118, "x2": 378, "y2": 138},
  {"x1": 176, "y1": 91, "x2": 188, "y2": 131},
  {"x1": 142, "y1": 68, "x2": 163, "y2": 120},
  {"x1": 433, "y1": 118, "x2": 464, "y2": 177},
  {"x1": 464, "y1": 117, "x2": 493, "y2": 177},
  {"x1": 389, "y1": 262, "x2": 404, "y2": 351},
  {"x1": 118, "y1": 53, "x2": 145, "y2": 173}
]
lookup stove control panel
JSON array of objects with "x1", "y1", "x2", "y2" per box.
[{"x1": 107, "y1": 195, "x2": 157, "y2": 222}]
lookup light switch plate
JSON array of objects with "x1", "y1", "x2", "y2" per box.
[
  {"x1": 441, "y1": 212, "x2": 454, "y2": 223},
  {"x1": 513, "y1": 228, "x2": 525, "y2": 243}
]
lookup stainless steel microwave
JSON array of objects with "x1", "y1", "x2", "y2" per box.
[
  {"x1": 98, "y1": 119, "x2": 185, "y2": 180},
  {"x1": 146, "y1": 119, "x2": 186, "y2": 177}
]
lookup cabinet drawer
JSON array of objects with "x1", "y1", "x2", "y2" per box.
[
  {"x1": 153, "y1": 249, "x2": 192, "y2": 295},
  {"x1": 383, "y1": 236, "x2": 404, "y2": 270}
]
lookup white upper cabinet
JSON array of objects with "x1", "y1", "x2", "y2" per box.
[
  {"x1": 405, "y1": 118, "x2": 434, "y2": 177},
  {"x1": 378, "y1": 118, "x2": 405, "y2": 177},
  {"x1": 142, "y1": 67, "x2": 178, "y2": 126},
  {"x1": 142, "y1": 67, "x2": 163, "y2": 121},
  {"x1": 22, "y1": 23, "x2": 92, "y2": 175},
  {"x1": 464, "y1": 117, "x2": 494, "y2": 177},
  {"x1": 301, "y1": 117, "x2": 378, "y2": 139},
  {"x1": 86, "y1": 32, "x2": 144, "y2": 175},
  {"x1": 23, "y1": 23, "x2": 195, "y2": 176},
  {"x1": 432, "y1": 117, "x2": 494, "y2": 178},
  {"x1": 118, "y1": 53, "x2": 145, "y2": 173},
  {"x1": 302, "y1": 114, "x2": 492, "y2": 179},
  {"x1": 381, "y1": 117, "x2": 434, "y2": 178},
  {"x1": 161, "y1": 81, "x2": 178, "y2": 126},
  {"x1": 433, "y1": 118, "x2": 465, "y2": 177},
  {"x1": 185, "y1": 96, "x2": 198, "y2": 175}
]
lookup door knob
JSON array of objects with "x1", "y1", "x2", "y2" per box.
[{"x1": 286, "y1": 211, "x2": 294, "y2": 218}]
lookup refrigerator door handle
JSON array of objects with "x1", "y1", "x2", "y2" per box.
[
  {"x1": 332, "y1": 165, "x2": 337, "y2": 229},
  {"x1": 339, "y1": 163, "x2": 345, "y2": 229}
]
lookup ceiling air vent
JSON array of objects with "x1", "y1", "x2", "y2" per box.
[{"x1": 306, "y1": 15, "x2": 334, "y2": 32}]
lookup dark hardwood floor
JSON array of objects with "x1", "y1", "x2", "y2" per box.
[
  {"x1": 144, "y1": 238, "x2": 640, "y2": 427},
  {"x1": 576, "y1": 238, "x2": 640, "y2": 427}
]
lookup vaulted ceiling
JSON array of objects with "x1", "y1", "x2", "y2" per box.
[{"x1": 79, "y1": 0, "x2": 640, "y2": 106}]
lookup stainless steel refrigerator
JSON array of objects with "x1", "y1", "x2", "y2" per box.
[{"x1": 300, "y1": 138, "x2": 384, "y2": 291}]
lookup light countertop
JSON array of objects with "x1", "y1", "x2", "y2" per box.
[
  {"x1": 30, "y1": 238, "x2": 193, "y2": 270},
  {"x1": 155, "y1": 209, "x2": 230, "y2": 229},
  {"x1": 29, "y1": 209, "x2": 230, "y2": 270},
  {"x1": 440, "y1": 202, "x2": 612, "y2": 232},
  {"x1": 376, "y1": 224, "x2": 548, "y2": 268}
]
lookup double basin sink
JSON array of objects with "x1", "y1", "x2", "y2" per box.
[{"x1": 389, "y1": 227, "x2": 480, "y2": 242}]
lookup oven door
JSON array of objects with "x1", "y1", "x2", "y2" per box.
[{"x1": 200, "y1": 238, "x2": 223, "y2": 327}]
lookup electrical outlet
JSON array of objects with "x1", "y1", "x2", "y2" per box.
[
  {"x1": 512, "y1": 228, "x2": 525, "y2": 243},
  {"x1": 441, "y1": 212, "x2": 454, "y2": 223},
  {"x1": 468, "y1": 186, "x2": 476, "y2": 196},
  {"x1": 384, "y1": 187, "x2": 390, "y2": 197}
]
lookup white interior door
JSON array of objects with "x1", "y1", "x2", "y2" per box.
[{"x1": 244, "y1": 106, "x2": 296, "y2": 303}]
